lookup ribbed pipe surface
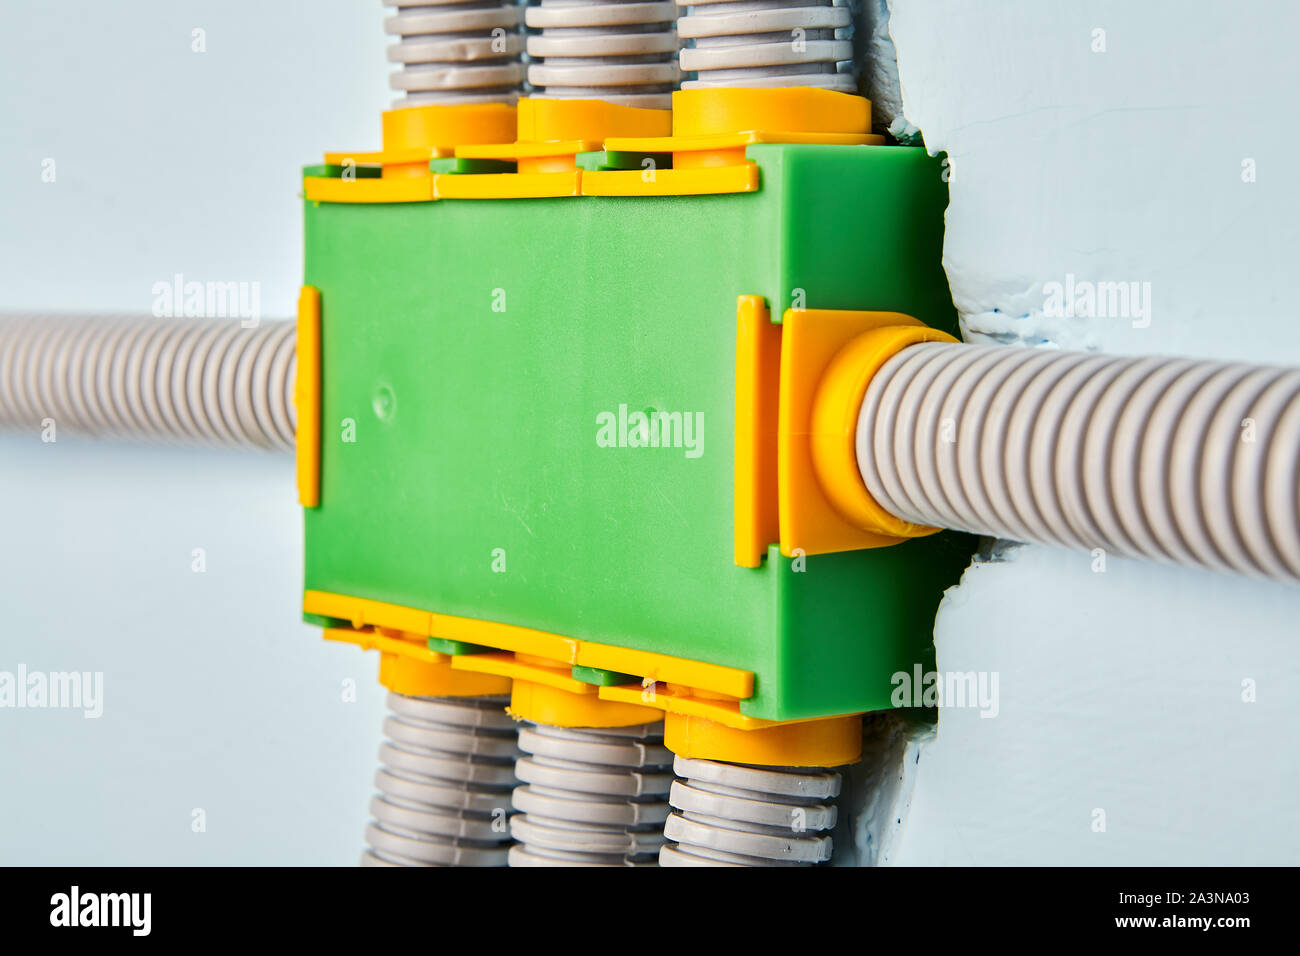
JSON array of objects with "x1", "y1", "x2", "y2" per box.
[
  {"x1": 385, "y1": 0, "x2": 526, "y2": 107},
  {"x1": 677, "y1": 0, "x2": 854, "y2": 91},
  {"x1": 526, "y1": 0, "x2": 681, "y2": 109},
  {"x1": 509, "y1": 722, "x2": 673, "y2": 866},
  {"x1": 0, "y1": 314, "x2": 296, "y2": 450},
  {"x1": 363, "y1": 692, "x2": 519, "y2": 867},
  {"x1": 660, "y1": 756, "x2": 840, "y2": 866},
  {"x1": 857, "y1": 341, "x2": 1300, "y2": 581}
]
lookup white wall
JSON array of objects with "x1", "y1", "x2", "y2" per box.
[
  {"x1": 0, "y1": 0, "x2": 390, "y2": 864},
  {"x1": 880, "y1": 0, "x2": 1300, "y2": 864}
]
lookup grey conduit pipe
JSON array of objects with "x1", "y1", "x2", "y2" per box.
[
  {"x1": 854, "y1": 341, "x2": 1300, "y2": 582},
  {"x1": 0, "y1": 314, "x2": 297, "y2": 450},
  {"x1": 6, "y1": 315, "x2": 1300, "y2": 583},
  {"x1": 364, "y1": 692, "x2": 520, "y2": 867}
]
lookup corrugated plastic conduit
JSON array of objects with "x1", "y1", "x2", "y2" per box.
[
  {"x1": 0, "y1": 314, "x2": 296, "y2": 451},
  {"x1": 5, "y1": 317, "x2": 1300, "y2": 584},
  {"x1": 855, "y1": 341, "x2": 1300, "y2": 582}
]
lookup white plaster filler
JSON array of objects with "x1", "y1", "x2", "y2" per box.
[{"x1": 864, "y1": 0, "x2": 1300, "y2": 865}]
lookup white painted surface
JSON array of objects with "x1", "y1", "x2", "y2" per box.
[
  {"x1": 0, "y1": 440, "x2": 386, "y2": 865},
  {"x1": 0, "y1": 0, "x2": 387, "y2": 315},
  {"x1": 0, "y1": 0, "x2": 389, "y2": 864},
  {"x1": 882, "y1": 0, "x2": 1300, "y2": 864}
]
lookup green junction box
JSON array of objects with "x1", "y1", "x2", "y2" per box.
[{"x1": 301, "y1": 143, "x2": 973, "y2": 722}]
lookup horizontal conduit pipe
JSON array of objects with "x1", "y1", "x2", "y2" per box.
[
  {"x1": 6, "y1": 316, "x2": 1300, "y2": 584},
  {"x1": 854, "y1": 341, "x2": 1300, "y2": 582},
  {"x1": 0, "y1": 314, "x2": 296, "y2": 451}
]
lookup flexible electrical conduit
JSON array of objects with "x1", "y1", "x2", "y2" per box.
[
  {"x1": 856, "y1": 341, "x2": 1300, "y2": 581},
  {"x1": 7, "y1": 315, "x2": 1300, "y2": 582},
  {"x1": 0, "y1": 314, "x2": 296, "y2": 451}
]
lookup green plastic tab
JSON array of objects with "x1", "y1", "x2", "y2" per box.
[
  {"x1": 427, "y1": 636, "x2": 493, "y2": 656},
  {"x1": 572, "y1": 665, "x2": 640, "y2": 687}
]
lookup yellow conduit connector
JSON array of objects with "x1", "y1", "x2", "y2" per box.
[
  {"x1": 664, "y1": 711, "x2": 863, "y2": 768},
  {"x1": 810, "y1": 324, "x2": 959, "y2": 539},
  {"x1": 510, "y1": 679, "x2": 663, "y2": 729}
]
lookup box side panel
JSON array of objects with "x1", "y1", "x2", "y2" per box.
[
  {"x1": 745, "y1": 534, "x2": 974, "y2": 721},
  {"x1": 744, "y1": 144, "x2": 970, "y2": 720},
  {"x1": 763, "y1": 143, "x2": 960, "y2": 335},
  {"x1": 303, "y1": 191, "x2": 783, "y2": 679}
]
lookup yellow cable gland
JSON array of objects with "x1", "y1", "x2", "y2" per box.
[
  {"x1": 673, "y1": 87, "x2": 871, "y2": 137},
  {"x1": 665, "y1": 712, "x2": 863, "y2": 768},
  {"x1": 809, "y1": 324, "x2": 960, "y2": 539},
  {"x1": 510, "y1": 679, "x2": 662, "y2": 729},
  {"x1": 379, "y1": 650, "x2": 512, "y2": 699},
  {"x1": 380, "y1": 101, "x2": 517, "y2": 177}
]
